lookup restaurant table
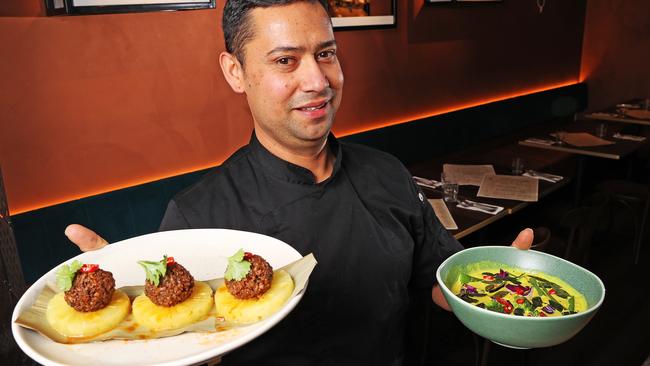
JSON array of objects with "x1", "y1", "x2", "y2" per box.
[
  {"x1": 409, "y1": 142, "x2": 575, "y2": 240},
  {"x1": 518, "y1": 120, "x2": 648, "y2": 160},
  {"x1": 518, "y1": 120, "x2": 650, "y2": 203},
  {"x1": 584, "y1": 98, "x2": 650, "y2": 127}
]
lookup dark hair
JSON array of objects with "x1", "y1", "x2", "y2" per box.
[{"x1": 223, "y1": 0, "x2": 328, "y2": 63}]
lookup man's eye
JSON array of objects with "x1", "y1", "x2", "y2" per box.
[
  {"x1": 317, "y1": 50, "x2": 336, "y2": 60},
  {"x1": 277, "y1": 57, "x2": 293, "y2": 65}
]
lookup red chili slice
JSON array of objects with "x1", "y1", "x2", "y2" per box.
[
  {"x1": 539, "y1": 312, "x2": 547, "y2": 317},
  {"x1": 482, "y1": 275, "x2": 495, "y2": 281},
  {"x1": 80, "y1": 264, "x2": 99, "y2": 273},
  {"x1": 548, "y1": 289, "x2": 556, "y2": 295},
  {"x1": 495, "y1": 297, "x2": 513, "y2": 314},
  {"x1": 516, "y1": 298, "x2": 525, "y2": 304},
  {"x1": 166, "y1": 256, "x2": 175, "y2": 266}
]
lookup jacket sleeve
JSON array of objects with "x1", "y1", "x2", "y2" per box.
[
  {"x1": 409, "y1": 181, "x2": 464, "y2": 289},
  {"x1": 158, "y1": 199, "x2": 191, "y2": 232}
]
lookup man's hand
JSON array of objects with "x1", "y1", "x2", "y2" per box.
[
  {"x1": 510, "y1": 227, "x2": 534, "y2": 250},
  {"x1": 432, "y1": 227, "x2": 535, "y2": 311},
  {"x1": 65, "y1": 224, "x2": 109, "y2": 252}
]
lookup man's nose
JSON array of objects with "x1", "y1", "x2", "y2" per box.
[{"x1": 298, "y1": 58, "x2": 329, "y2": 93}]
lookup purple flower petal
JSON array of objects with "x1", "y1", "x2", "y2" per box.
[
  {"x1": 497, "y1": 269, "x2": 509, "y2": 279},
  {"x1": 542, "y1": 305, "x2": 555, "y2": 314},
  {"x1": 465, "y1": 284, "x2": 478, "y2": 294},
  {"x1": 506, "y1": 284, "x2": 519, "y2": 293}
]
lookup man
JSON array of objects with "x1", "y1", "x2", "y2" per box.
[{"x1": 67, "y1": 1, "x2": 533, "y2": 364}]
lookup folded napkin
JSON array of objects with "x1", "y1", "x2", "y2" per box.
[
  {"x1": 456, "y1": 199, "x2": 504, "y2": 215},
  {"x1": 412, "y1": 176, "x2": 442, "y2": 189},
  {"x1": 522, "y1": 170, "x2": 564, "y2": 183},
  {"x1": 523, "y1": 138, "x2": 555, "y2": 146},
  {"x1": 589, "y1": 112, "x2": 619, "y2": 118},
  {"x1": 613, "y1": 132, "x2": 646, "y2": 142},
  {"x1": 428, "y1": 199, "x2": 458, "y2": 230}
]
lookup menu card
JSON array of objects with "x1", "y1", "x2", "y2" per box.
[
  {"x1": 625, "y1": 109, "x2": 650, "y2": 120},
  {"x1": 442, "y1": 164, "x2": 496, "y2": 186},
  {"x1": 428, "y1": 199, "x2": 458, "y2": 230},
  {"x1": 477, "y1": 175, "x2": 539, "y2": 202},
  {"x1": 560, "y1": 132, "x2": 614, "y2": 147}
]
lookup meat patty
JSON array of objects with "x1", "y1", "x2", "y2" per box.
[
  {"x1": 144, "y1": 263, "x2": 194, "y2": 307},
  {"x1": 225, "y1": 254, "x2": 273, "y2": 300},
  {"x1": 64, "y1": 269, "x2": 115, "y2": 312}
]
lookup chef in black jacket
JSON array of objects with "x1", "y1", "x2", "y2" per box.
[{"x1": 66, "y1": 1, "x2": 534, "y2": 365}]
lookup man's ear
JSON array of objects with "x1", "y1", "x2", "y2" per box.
[{"x1": 219, "y1": 52, "x2": 245, "y2": 93}]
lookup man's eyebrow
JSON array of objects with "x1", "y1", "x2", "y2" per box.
[
  {"x1": 266, "y1": 40, "x2": 337, "y2": 57},
  {"x1": 318, "y1": 40, "x2": 337, "y2": 50}
]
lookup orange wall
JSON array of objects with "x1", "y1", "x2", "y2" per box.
[
  {"x1": 0, "y1": 1, "x2": 42, "y2": 17},
  {"x1": 580, "y1": 0, "x2": 650, "y2": 110},
  {"x1": 0, "y1": 1, "x2": 585, "y2": 215}
]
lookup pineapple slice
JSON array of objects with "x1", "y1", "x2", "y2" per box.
[
  {"x1": 132, "y1": 281, "x2": 213, "y2": 331},
  {"x1": 215, "y1": 269, "x2": 294, "y2": 324},
  {"x1": 46, "y1": 289, "x2": 130, "y2": 338}
]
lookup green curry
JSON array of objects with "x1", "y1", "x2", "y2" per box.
[{"x1": 451, "y1": 264, "x2": 587, "y2": 317}]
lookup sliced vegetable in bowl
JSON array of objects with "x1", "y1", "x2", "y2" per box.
[
  {"x1": 436, "y1": 246, "x2": 605, "y2": 349},
  {"x1": 453, "y1": 266, "x2": 586, "y2": 317}
]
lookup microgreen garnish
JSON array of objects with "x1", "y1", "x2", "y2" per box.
[
  {"x1": 455, "y1": 268, "x2": 582, "y2": 317},
  {"x1": 56, "y1": 260, "x2": 83, "y2": 291},
  {"x1": 224, "y1": 249, "x2": 252, "y2": 281},
  {"x1": 138, "y1": 255, "x2": 169, "y2": 286}
]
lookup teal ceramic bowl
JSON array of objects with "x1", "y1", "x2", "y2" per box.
[{"x1": 436, "y1": 246, "x2": 605, "y2": 349}]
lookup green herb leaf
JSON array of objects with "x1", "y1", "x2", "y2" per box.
[
  {"x1": 460, "y1": 273, "x2": 481, "y2": 284},
  {"x1": 56, "y1": 260, "x2": 83, "y2": 291},
  {"x1": 568, "y1": 296, "x2": 575, "y2": 312},
  {"x1": 460, "y1": 294, "x2": 479, "y2": 303},
  {"x1": 485, "y1": 283, "x2": 505, "y2": 293},
  {"x1": 137, "y1": 255, "x2": 168, "y2": 286},
  {"x1": 549, "y1": 299, "x2": 565, "y2": 312},
  {"x1": 486, "y1": 299, "x2": 505, "y2": 313},
  {"x1": 224, "y1": 249, "x2": 251, "y2": 281},
  {"x1": 551, "y1": 286, "x2": 571, "y2": 299}
]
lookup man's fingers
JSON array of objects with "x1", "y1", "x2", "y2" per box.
[
  {"x1": 511, "y1": 228, "x2": 534, "y2": 250},
  {"x1": 64, "y1": 224, "x2": 108, "y2": 252}
]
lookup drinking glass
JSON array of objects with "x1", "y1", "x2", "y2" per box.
[
  {"x1": 441, "y1": 172, "x2": 458, "y2": 203},
  {"x1": 596, "y1": 123, "x2": 607, "y2": 138},
  {"x1": 511, "y1": 157, "x2": 524, "y2": 175}
]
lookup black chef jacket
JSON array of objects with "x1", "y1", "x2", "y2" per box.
[{"x1": 159, "y1": 133, "x2": 463, "y2": 366}]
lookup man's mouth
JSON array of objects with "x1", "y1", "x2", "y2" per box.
[
  {"x1": 299, "y1": 103, "x2": 326, "y2": 111},
  {"x1": 296, "y1": 100, "x2": 329, "y2": 111}
]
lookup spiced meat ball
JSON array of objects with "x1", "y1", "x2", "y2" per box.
[
  {"x1": 64, "y1": 269, "x2": 115, "y2": 312},
  {"x1": 225, "y1": 254, "x2": 273, "y2": 299},
  {"x1": 144, "y1": 263, "x2": 195, "y2": 307}
]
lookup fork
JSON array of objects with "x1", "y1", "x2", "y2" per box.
[
  {"x1": 457, "y1": 198, "x2": 500, "y2": 213},
  {"x1": 412, "y1": 176, "x2": 442, "y2": 188}
]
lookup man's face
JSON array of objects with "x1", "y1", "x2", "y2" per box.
[{"x1": 239, "y1": 1, "x2": 344, "y2": 151}]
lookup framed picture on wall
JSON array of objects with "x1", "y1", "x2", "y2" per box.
[
  {"x1": 45, "y1": 0, "x2": 215, "y2": 15},
  {"x1": 325, "y1": 0, "x2": 396, "y2": 30},
  {"x1": 425, "y1": 0, "x2": 500, "y2": 2}
]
